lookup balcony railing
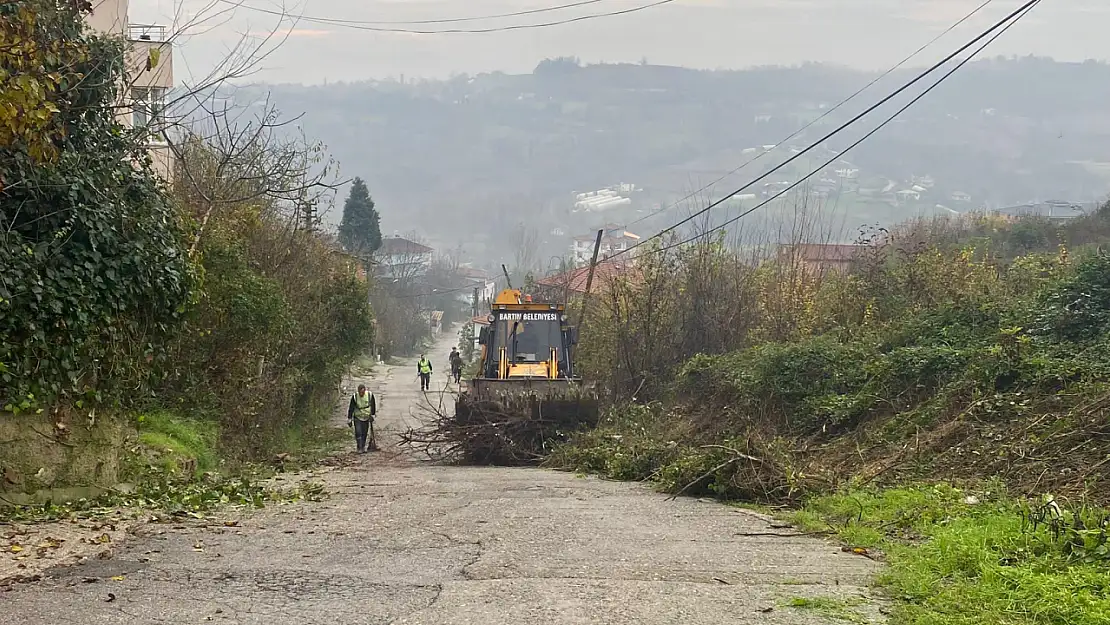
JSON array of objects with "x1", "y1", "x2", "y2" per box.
[{"x1": 128, "y1": 23, "x2": 167, "y2": 42}]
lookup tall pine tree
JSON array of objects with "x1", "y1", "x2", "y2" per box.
[{"x1": 338, "y1": 177, "x2": 382, "y2": 255}]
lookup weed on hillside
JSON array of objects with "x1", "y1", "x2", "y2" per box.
[{"x1": 788, "y1": 484, "x2": 1110, "y2": 625}]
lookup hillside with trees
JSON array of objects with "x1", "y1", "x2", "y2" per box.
[{"x1": 255, "y1": 56, "x2": 1110, "y2": 261}]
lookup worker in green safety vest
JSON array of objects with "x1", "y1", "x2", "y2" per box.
[
  {"x1": 417, "y1": 354, "x2": 433, "y2": 391},
  {"x1": 346, "y1": 384, "x2": 378, "y2": 453}
]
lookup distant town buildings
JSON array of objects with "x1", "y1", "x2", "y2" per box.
[
  {"x1": 993, "y1": 200, "x2": 1092, "y2": 222},
  {"x1": 573, "y1": 184, "x2": 638, "y2": 212}
]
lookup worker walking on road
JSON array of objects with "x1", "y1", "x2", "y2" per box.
[
  {"x1": 346, "y1": 384, "x2": 378, "y2": 453},
  {"x1": 417, "y1": 354, "x2": 433, "y2": 391},
  {"x1": 449, "y1": 347, "x2": 464, "y2": 384}
]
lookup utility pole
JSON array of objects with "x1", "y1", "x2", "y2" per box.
[
  {"x1": 298, "y1": 191, "x2": 316, "y2": 232},
  {"x1": 303, "y1": 204, "x2": 314, "y2": 231},
  {"x1": 578, "y1": 229, "x2": 604, "y2": 325}
]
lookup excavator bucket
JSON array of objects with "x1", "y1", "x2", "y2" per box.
[{"x1": 454, "y1": 379, "x2": 599, "y2": 465}]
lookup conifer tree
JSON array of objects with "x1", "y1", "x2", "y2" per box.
[{"x1": 338, "y1": 177, "x2": 382, "y2": 255}]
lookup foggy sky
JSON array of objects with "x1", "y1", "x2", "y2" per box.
[{"x1": 129, "y1": 0, "x2": 1110, "y2": 85}]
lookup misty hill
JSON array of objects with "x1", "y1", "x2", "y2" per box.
[{"x1": 253, "y1": 56, "x2": 1110, "y2": 261}]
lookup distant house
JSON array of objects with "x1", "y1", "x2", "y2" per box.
[
  {"x1": 896, "y1": 189, "x2": 921, "y2": 203},
  {"x1": 375, "y1": 235, "x2": 434, "y2": 278},
  {"x1": 570, "y1": 224, "x2": 641, "y2": 266},
  {"x1": 761, "y1": 181, "x2": 791, "y2": 197},
  {"x1": 912, "y1": 175, "x2": 935, "y2": 189},
  {"x1": 429, "y1": 310, "x2": 444, "y2": 336},
  {"x1": 457, "y1": 266, "x2": 498, "y2": 306},
  {"x1": 534, "y1": 259, "x2": 633, "y2": 300},
  {"x1": 779, "y1": 243, "x2": 867, "y2": 274},
  {"x1": 994, "y1": 200, "x2": 1089, "y2": 222}
]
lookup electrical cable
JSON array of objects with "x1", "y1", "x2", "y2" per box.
[
  {"x1": 217, "y1": 0, "x2": 616, "y2": 25},
  {"x1": 621, "y1": 0, "x2": 996, "y2": 230},
  {"x1": 606, "y1": 0, "x2": 1043, "y2": 263},
  {"x1": 217, "y1": 0, "x2": 677, "y2": 34},
  {"x1": 645, "y1": 0, "x2": 1042, "y2": 257}
]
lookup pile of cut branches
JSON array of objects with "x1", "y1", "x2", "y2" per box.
[{"x1": 399, "y1": 392, "x2": 598, "y2": 465}]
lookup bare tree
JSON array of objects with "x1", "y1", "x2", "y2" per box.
[
  {"x1": 509, "y1": 223, "x2": 541, "y2": 286},
  {"x1": 168, "y1": 98, "x2": 341, "y2": 256},
  {"x1": 371, "y1": 232, "x2": 441, "y2": 356}
]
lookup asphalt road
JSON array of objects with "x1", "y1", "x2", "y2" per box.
[{"x1": 1, "y1": 330, "x2": 882, "y2": 624}]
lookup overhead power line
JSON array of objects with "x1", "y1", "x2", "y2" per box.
[
  {"x1": 609, "y1": 0, "x2": 1044, "y2": 263},
  {"x1": 218, "y1": 0, "x2": 677, "y2": 34},
  {"x1": 218, "y1": 0, "x2": 616, "y2": 25},
  {"x1": 622, "y1": 0, "x2": 996, "y2": 230},
  {"x1": 650, "y1": 0, "x2": 1042, "y2": 257}
]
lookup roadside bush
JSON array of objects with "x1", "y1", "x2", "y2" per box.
[
  {"x1": 159, "y1": 194, "x2": 373, "y2": 460},
  {"x1": 135, "y1": 124, "x2": 376, "y2": 462},
  {"x1": 1034, "y1": 252, "x2": 1110, "y2": 343},
  {"x1": 0, "y1": 4, "x2": 192, "y2": 410},
  {"x1": 678, "y1": 337, "x2": 874, "y2": 434},
  {"x1": 1, "y1": 3, "x2": 373, "y2": 495}
]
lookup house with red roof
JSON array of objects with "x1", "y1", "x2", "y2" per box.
[
  {"x1": 533, "y1": 259, "x2": 635, "y2": 302},
  {"x1": 375, "y1": 235, "x2": 434, "y2": 279}
]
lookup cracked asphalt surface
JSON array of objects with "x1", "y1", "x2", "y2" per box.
[{"x1": 1, "y1": 331, "x2": 882, "y2": 623}]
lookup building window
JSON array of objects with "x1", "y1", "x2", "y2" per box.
[{"x1": 132, "y1": 87, "x2": 166, "y2": 142}]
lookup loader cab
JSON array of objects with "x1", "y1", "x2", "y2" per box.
[{"x1": 477, "y1": 302, "x2": 578, "y2": 380}]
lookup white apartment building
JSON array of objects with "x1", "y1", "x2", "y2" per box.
[{"x1": 85, "y1": 0, "x2": 175, "y2": 181}]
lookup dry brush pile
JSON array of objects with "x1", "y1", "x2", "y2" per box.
[{"x1": 399, "y1": 388, "x2": 600, "y2": 465}]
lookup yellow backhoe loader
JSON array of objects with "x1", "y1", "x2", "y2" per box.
[{"x1": 454, "y1": 287, "x2": 599, "y2": 461}]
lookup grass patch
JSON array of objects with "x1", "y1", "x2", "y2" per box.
[
  {"x1": 786, "y1": 484, "x2": 1110, "y2": 625},
  {"x1": 780, "y1": 596, "x2": 869, "y2": 623},
  {"x1": 270, "y1": 422, "x2": 349, "y2": 471},
  {"x1": 135, "y1": 411, "x2": 219, "y2": 476}
]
